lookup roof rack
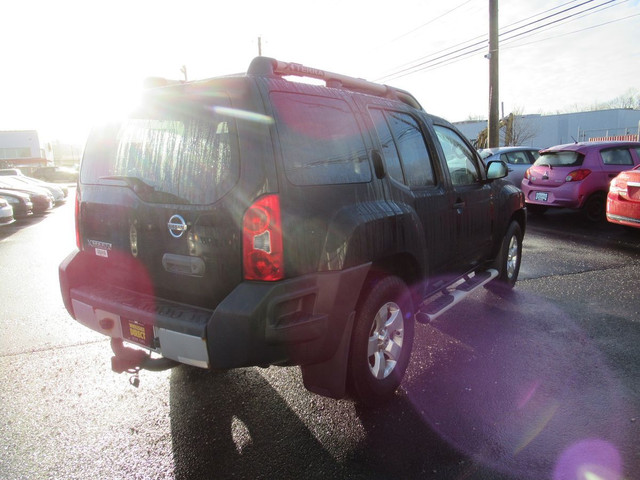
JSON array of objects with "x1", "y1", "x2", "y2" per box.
[{"x1": 247, "y1": 57, "x2": 423, "y2": 111}]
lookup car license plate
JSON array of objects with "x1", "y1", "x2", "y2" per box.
[
  {"x1": 535, "y1": 192, "x2": 548, "y2": 202},
  {"x1": 121, "y1": 318, "x2": 153, "y2": 347}
]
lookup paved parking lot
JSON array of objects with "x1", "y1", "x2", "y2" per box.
[{"x1": 1, "y1": 199, "x2": 638, "y2": 479}]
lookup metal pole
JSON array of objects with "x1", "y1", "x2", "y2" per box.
[{"x1": 488, "y1": 0, "x2": 500, "y2": 148}]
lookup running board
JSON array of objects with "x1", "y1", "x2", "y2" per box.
[{"x1": 415, "y1": 269, "x2": 498, "y2": 324}]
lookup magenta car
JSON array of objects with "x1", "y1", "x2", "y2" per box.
[{"x1": 521, "y1": 141, "x2": 640, "y2": 221}]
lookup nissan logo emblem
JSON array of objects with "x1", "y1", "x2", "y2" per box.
[{"x1": 168, "y1": 214, "x2": 188, "y2": 238}]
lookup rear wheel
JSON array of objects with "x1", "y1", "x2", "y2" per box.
[
  {"x1": 487, "y1": 221, "x2": 523, "y2": 292},
  {"x1": 348, "y1": 276, "x2": 414, "y2": 406},
  {"x1": 583, "y1": 192, "x2": 606, "y2": 222}
]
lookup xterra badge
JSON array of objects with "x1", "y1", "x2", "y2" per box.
[{"x1": 88, "y1": 239, "x2": 112, "y2": 258}]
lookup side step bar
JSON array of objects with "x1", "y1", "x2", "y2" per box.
[{"x1": 416, "y1": 269, "x2": 498, "y2": 324}]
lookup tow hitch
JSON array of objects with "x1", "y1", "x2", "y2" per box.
[{"x1": 110, "y1": 338, "x2": 178, "y2": 387}]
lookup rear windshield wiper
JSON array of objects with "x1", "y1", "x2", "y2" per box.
[
  {"x1": 99, "y1": 175, "x2": 189, "y2": 204},
  {"x1": 99, "y1": 175, "x2": 156, "y2": 192}
]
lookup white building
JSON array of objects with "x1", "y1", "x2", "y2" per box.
[
  {"x1": 0, "y1": 130, "x2": 51, "y2": 170},
  {"x1": 455, "y1": 108, "x2": 640, "y2": 149}
]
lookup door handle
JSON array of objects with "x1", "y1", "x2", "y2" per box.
[{"x1": 453, "y1": 200, "x2": 465, "y2": 212}]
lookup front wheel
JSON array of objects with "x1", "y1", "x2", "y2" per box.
[
  {"x1": 347, "y1": 276, "x2": 414, "y2": 407},
  {"x1": 487, "y1": 220, "x2": 523, "y2": 292}
]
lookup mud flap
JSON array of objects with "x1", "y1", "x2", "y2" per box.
[{"x1": 300, "y1": 311, "x2": 355, "y2": 399}]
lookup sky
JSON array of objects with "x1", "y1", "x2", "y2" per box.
[{"x1": 1, "y1": 0, "x2": 639, "y2": 146}]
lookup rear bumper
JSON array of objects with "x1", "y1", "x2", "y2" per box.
[
  {"x1": 59, "y1": 250, "x2": 369, "y2": 370},
  {"x1": 521, "y1": 179, "x2": 583, "y2": 209}
]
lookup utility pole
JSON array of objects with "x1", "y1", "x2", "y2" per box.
[{"x1": 488, "y1": 0, "x2": 500, "y2": 148}]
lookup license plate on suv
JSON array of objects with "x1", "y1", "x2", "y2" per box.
[
  {"x1": 121, "y1": 318, "x2": 154, "y2": 348},
  {"x1": 535, "y1": 192, "x2": 548, "y2": 202}
]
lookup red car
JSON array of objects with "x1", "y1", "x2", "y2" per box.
[{"x1": 607, "y1": 164, "x2": 640, "y2": 229}]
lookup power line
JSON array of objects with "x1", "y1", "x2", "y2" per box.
[
  {"x1": 388, "y1": 0, "x2": 474, "y2": 44},
  {"x1": 376, "y1": 0, "x2": 628, "y2": 82},
  {"x1": 377, "y1": 0, "x2": 608, "y2": 81},
  {"x1": 502, "y1": 11, "x2": 639, "y2": 51}
]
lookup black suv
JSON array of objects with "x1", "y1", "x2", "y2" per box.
[{"x1": 59, "y1": 57, "x2": 525, "y2": 405}]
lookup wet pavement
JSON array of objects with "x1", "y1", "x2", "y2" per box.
[{"x1": 1, "y1": 199, "x2": 639, "y2": 479}]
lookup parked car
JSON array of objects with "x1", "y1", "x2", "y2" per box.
[
  {"x1": 0, "y1": 190, "x2": 33, "y2": 218},
  {"x1": 0, "y1": 172, "x2": 66, "y2": 205},
  {"x1": 0, "y1": 168, "x2": 69, "y2": 199},
  {"x1": 521, "y1": 141, "x2": 640, "y2": 221},
  {"x1": 607, "y1": 164, "x2": 640, "y2": 230},
  {"x1": 32, "y1": 166, "x2": 78, "y2": 183},
  {"x1": 0, "y1": 197, "x2": 15, "y2": 226},
  {"x1": 0, "y1": 178, "x2": 54, "y2": 214},
  {"x1": 59, "y1": 56, "x2": 526, "y2": 405},
  {"x1": 479, "y1": 146, "x2": 540, "y2": 187}
]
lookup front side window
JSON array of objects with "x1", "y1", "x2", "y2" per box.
[
  {"x1": 601, "y1": 148, "x2": 633, "y2": 166},
  {"x1": 272, "y1": 93, "x2": 370, "y2": 185},
  {"x1": 81, "y1": 110, "x2": 239, "y2": 205},
  {"x1": 433, "y1": 125, "x2": 480, "y2": 186}
]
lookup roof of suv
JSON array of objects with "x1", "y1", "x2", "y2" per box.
[{"x1": 145, "y1": 56, "x2": 424, "y2": 111}]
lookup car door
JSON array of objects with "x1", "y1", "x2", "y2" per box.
[
  {"x1": 366, "y1": 106, "x2": 454, "y2": 278},
  {"x1": 431, "y1": 123, "x2": 493, "y2": 270}
]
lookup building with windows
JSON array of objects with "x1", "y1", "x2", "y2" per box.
[
  {"x1": 455, "y1": 108, "x2": 640, "y2": 150},
  {"x1": 0, "y1": 130, "x2": 51, "y2": 173}
]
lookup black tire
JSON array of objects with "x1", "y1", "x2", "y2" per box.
[
  {"x1": 582, "y1": 192, "x2": 606, "y2": 223},
  {"x1": 347, "y1": 276, "x2": 414, "y2": 407},
  {"x1": 487, "y1": 220, "x2": 523, "y2": 292},
  {"x1": 527, "y1": 204, "x2": 548, "y2": 215}
]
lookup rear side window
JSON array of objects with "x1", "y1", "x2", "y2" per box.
[
  {"x1": 535, "y1": 151, "x2": 583, "y2": 167},
  {"x1": 369, "y1": 108, "x2": 435, "y2": 187},
  {"x1": 501, "y1": 151, "x2": 533, "y2": 165},
  {"x1": 82, "y1": 112, "x2": 239, "y2": 205},
  {"x1": 601, "y1": 148, "x2": 633, "y2": 166},
  {"x1": 271, "y1": 93, "x2": 370, "y2": 185}
]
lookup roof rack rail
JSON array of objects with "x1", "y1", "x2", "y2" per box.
[{"x1": 248, "y1": 56, "x2": 423, "y2": 111}]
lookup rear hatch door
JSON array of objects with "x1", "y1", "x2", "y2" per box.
[{"x1": 78, "y1": 90, "x2": 245, "y2": 309}]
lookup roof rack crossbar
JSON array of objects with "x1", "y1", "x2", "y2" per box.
[{"x1": 248, "y1": 57, "x2": 422, "y2": 110}]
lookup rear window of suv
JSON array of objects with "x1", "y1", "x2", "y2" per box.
[
  {"x1": 81, "y1": 108, "x2": 239, "y2": 205},
  {"x1": 534, "y1": 151, "x2": 583, "y2": 167}
]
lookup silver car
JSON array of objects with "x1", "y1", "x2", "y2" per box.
[{"x1": 479, "y1": 146, "x2": 540, "y2": 187}]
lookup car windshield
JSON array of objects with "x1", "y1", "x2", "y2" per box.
[
  {"x1": 478, "y1": 149, "x2": 492, "y2": 160},
  {"x1": 534, "y1": 151, "x2": 583, "y2": 167},
  {"x1": 80, "y1": 107, "x2": 239, "y2": 205}
]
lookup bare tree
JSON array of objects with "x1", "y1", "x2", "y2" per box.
[{"x1": 475, "y1": 107, "x2": 538, "y2": 148}]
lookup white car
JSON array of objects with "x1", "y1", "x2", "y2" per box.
[{"x1": 0, "y1": 197, "x2": 15, "y2": 226}]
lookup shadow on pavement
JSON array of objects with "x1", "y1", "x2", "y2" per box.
[
  {"x1": 168, "y1": 287, "x2": 637, "y2": 480},
  {"x1": 169, "y1": 366, "x2": 343, "y2": 479}
]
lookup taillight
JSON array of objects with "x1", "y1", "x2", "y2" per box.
[
  {"x1": 524, "y1": 168, "x2": 531, "y2": 180},
  {"x1": 565, "y1": 169, "x2": 591, "y2": 182},
  {"x1": 243, "y1": 194, "x2": 284, "y2": 281},
  {"x1": 75, "y1": 189, "x2": 82, "y2": 249},
  {"x1": 609, "y1": 175, "x2": 627, "y2": 196}
]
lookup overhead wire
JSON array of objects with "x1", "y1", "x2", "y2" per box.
[{"x1": 376, "y1": 0, "x2": 631, "y2": 82}]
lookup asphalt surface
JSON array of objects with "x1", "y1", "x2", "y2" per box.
[{"x1": 1, "y1": 195, "x2": 639, "y2": 480}]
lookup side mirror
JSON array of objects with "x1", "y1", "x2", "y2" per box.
[{"x1": 487, "y1": 160, "x2": 508, "y2": 180}]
